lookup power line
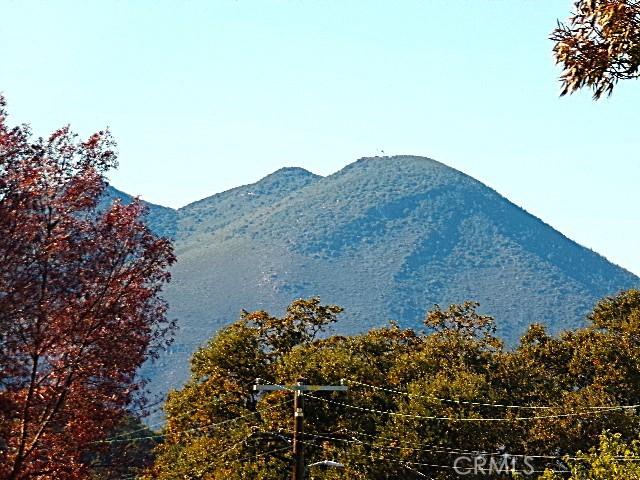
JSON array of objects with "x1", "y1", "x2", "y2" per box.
[
  {"x1": 305, "y1": 392, "x2": 634, "y2": 422},
  {"x1": 272, "y1": 433, "x2": 569, "y2": 476},
  {"x1": 115, "y1": 436, "x2": 252, "y2": 480},
  {"x1": 346, "y1": 379, "x2": 636, "y2": 411},
  {"x1": 284, "y1": 429, "x2": 582, "y2": 461},
  {"x1": 108, "y1": 380, "x2": 260, "y2": 440},
  {"x1": 295, "y1": 429, "x2": 640, "y2": 462},
  {"x1": 224, "y1": 445, "x2": 292, "y2": 464},
  {"x1": 112, "y1": 377, "x2": 640, "y2": 475},
  {"x1": 260, "y1": 377, "x2": 640, "y2": 419},
  {"x1": 254, "y1": 377, "x2": 348, "y2": 480},
  {"x1": 302, "y1": 431, "x2": 512, "y2": 457},
  {"x1": 91, "y1": 398, "x2": 292, "y2": 445},
  {"x1": 334, "y1": 428, "x2": 494, "y2": 454}
]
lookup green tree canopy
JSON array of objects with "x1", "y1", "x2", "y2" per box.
[
  {"x1": 148, "y1": 291, "x2": 640, "y2": 479},
  {"x1": 540, "y1": 432, "x2": 640, "y2": 480}
]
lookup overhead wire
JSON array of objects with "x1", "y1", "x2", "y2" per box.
[
  {"x1": 305, "y1": 391, "x2": 635, "y2": 422},
  {"x1": 281, "y1": 429, "x2": 597, "y2": 461},
  {"x1": 258, "y1": 377, "x2": 640, "y2": 421},
  {"x1": 104, "y1": 381, "x2": 261, "y2": 441},
  {"x1": 333, "y1": 428, "x2": 494, "y2": 454},
  {"x1": 283, "y1": 429, "x2": 499, "y2": 456},
  {"x1": 224, "y1": 445, "x2": 291, "y2": 464},
  {"x1": 108, "y1": 376, "x2": 640, "y2": 476},
  {"x1": 91, "y1": 398, "x2": 292, "y2": 445},
  {"x1": 345, "y1": 378, "x2": 638, "y2": 411},
  {"x1": 269, "y1": 431, "x2": 569, "y2": 475}
]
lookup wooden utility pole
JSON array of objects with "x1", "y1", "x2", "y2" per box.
[
  {"x1": 292, "y1": 378, "x2": 305, "y2": 480},
  {"x1": 253, "y1": 378, "x2": 348, "y2": 480}
]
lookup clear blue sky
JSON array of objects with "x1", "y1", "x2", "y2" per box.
[{"x1": 1, "y1": 1, "x2": 638, "y2": 276}]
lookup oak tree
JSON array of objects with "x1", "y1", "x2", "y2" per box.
[
  {"x1": 149, "y1": 292, "x2": 640, "y2": 479},
  {"x1": 540, "y1": 432, "x2": 640, "y2": 479}
]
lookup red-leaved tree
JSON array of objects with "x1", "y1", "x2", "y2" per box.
[{"x1": 0, "y1": 96, "x2": 176, "y2": 479}]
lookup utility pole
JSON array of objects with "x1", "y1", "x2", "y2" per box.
[
  {"x1": 254, "y1": 378, "x2": 348, "y2": 480},
  {"x1": 293, "y1": 378, "x2": 305, "y2": 480}
]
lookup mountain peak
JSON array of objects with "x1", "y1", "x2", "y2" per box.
[
  {"x1": 331, "y1": 154, "x2": 462, "y2": 179},
  {"x1": 135, "y1": 154, "x2": 638, "y2": 401},
  {"x1": 175, "y1": 165, "x2": 320, "y2": 239},
  {"x1": 355, "y1": 154, "x2": 441, "y2": 164},
  {"x1": 266, "y1": 166, "x2": 319, "y2": 178},
  {"x1": 252, "y1": 166, "x2": 320, "y2": 193}
]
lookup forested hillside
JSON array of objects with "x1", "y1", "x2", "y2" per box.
[{"x1": 109, "y1": 156, "x2": 639, "y2": 395}]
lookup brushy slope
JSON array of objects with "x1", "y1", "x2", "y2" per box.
[{"x1": 108, "y1": 156, "x2": 639, "y2": 395}]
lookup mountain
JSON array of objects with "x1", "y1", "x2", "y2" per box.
[
  {"x1": 103, "y1": 185, "x2": 178, "y2": 239},
  {"x1": 176, "y1": 167, "x2": 320, "y2": 240},
  {"x1": 108, "y1": 156, "x2": 639, "y2": 395}
]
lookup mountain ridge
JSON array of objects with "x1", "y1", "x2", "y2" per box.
[{"x1": 106, "y1": 156, "x2": 639, "y2": 395}]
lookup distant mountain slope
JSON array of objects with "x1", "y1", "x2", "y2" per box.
[
  {"x1": 176, "y1": 167, "x2": 320, "y2": 242},
  {"x1": 107, "y1": 156, "x2": 639, "y2": 396},
  {"x1": 103, "y1": 185, "x2": 178, "y2": 239}
]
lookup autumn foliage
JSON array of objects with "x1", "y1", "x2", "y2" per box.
[
  {"x1": 552, "y1": 0, "x2": 640, "y2": 98},
  {"x1": 0, "y1": 96, "x2": 175, "y2": 479}
]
